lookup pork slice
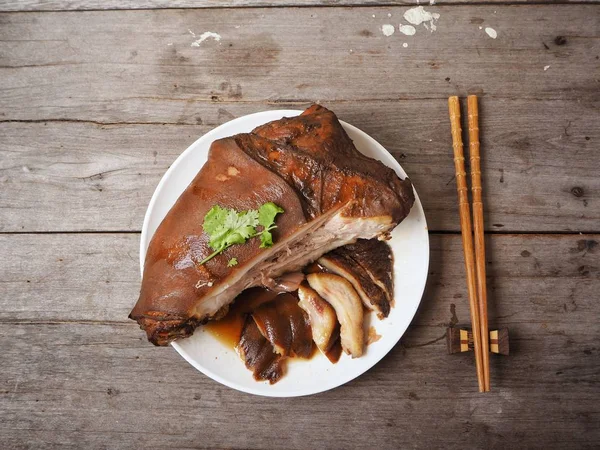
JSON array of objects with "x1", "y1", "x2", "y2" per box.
[
  {"x1": 339, "y1": 239, "x2": 395, "y2": 306},
  {"x1": 251, "y1": 293, "x2": 313, "y2": 358},
  {"x1": 297, "y1": 282, "x2": 338, "y2": 357},
  {"x1": 318, "y1": 248, "x2": 390, "y2": 319},
  {"x1": 306, "y1": 273, "x2": 365, "y2": 358},
  {"x1": 274, "y1": 295, "x2": 314, "y2": 358},
  {"x1": 251, "y1": 300, "x2": 293, "y2": 356},
  {"x1": 237, "y1": 316, "x2": 284, "y2": 384}
]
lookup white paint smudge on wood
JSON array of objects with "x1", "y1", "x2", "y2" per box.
[
  {"x1": 404, "y1": 6, "x2": 440, "y2": 32},
  {"x1": 399, "y1": 24, "x2": 416, "y2": 36},
  {"x1": 190, "y1": 31, "x2": 222, "y2": 46},
  {"x1": 544, "y1": 65, "x2": 550, "y2": 71},
  {"x1": 485, "y1": 27, "x2": 498, "y2": 39},
  {"x1": 403, "y1": 43, "x2": 409, "y2": 48},
  {"x1": 382, "y1": 24, "x2": 395, "y2": 36}
]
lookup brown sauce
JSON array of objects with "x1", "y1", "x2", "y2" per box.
[
  {"x1": 204, "y1": 288, "x2": 278, "y2": 349},
  {"x1": 205, "y1": 287, "x2": 331, "y2": 363},
  {"x1": 304, "y1": 262, "x2": 326, "y2": 274},
  {"x1": 203, "y1": 310, "x2": 245, "y2": 350},
  {"x1": 325, "y1": 335, "x2": 342, "y2": 363}
]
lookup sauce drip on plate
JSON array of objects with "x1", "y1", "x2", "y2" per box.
[{"x1": 204, "y1": 288, "x2": 278, "y2": 348}]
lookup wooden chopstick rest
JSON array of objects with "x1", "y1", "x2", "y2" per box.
[{"x1": 446, "y1": 327, "x2": 509, "y2": 356}]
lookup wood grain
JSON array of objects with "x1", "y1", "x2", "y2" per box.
[
  {"x1": 1, "y1": 2, "x2": 598, "y2": 449},
  {"x1": 1, "y1": 233, "x2": 598, "y2": 449},
  {"x1": 0, "y1": 6, "x2": 598, "y2": 120},
  {"x1": 0, "y1": 321, "x2": 598, "y2": 450},
  {"x1": 1, "y1": 233, "x2": 597, "y2": 328},
  {"x1": 2, "y1": 0, "x2": 599, "y2": 12},
  {"x1": 1, "y1": 98, "x2": 598, "y2": 233}
]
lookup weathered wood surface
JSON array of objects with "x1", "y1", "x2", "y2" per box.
[
  {"x1": 2, "y1": 6, "x2": 598, "y2": 233},
  {"x1": 1, "y1": 2, "x2": 599, "y2": 449},
  {"x1": 1, "y1": 0, "x2": 598, "y2": 12},
  {"x1": 2, "y1": 233, "x2": 598, "y2": 324},
  {"x1": 1, "y1": 6, "x2": 599, "y2": 118},
  {"x1": 1, "y1": 98, "x2": 598, "y2": 233},
  {"x1": 1, "y1": 321, "x2": 598, "y2": 450},
  {"x1": 1, "y1": 233, "x2": 599, "y2": 449}
]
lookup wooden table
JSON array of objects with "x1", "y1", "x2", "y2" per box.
[{"x1": 1, "y1": 1, "x2": 599, "y2": 448}]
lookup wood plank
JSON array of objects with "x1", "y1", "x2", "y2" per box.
[
  {"x1": 1, "y1": 0, "x2": 598, "y2": 12},
  {"x1": 1, "y1": 233, "x2": 598, "y2": 449},
  {"x1": 1, "y1": 233, "x2": 598, "y2": 329},
  {"x1": 0, "y1": 321, "x2": 598, "y2": 449},
  {"x1": 0, "y1": 6, "x2": 598, "y2": 122},
  {"x1": 0, "y1": 234, "x2": 139, "y2": 323},
  {"x1": 1, "y1": 99, "x2": 598, "y2": 233}
]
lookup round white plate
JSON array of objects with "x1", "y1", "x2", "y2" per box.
[{"x1": 140, "y1": 110, "x2": 429, "y2": 397}]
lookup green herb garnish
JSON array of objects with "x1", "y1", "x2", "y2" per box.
[
  {"x1": 227, "y1": 258, "x2": 238, "y2": 267},
  {"x1": 199, "y1": 202, "x2": 284, "y2": 265},
  {"x1": 258, "y1": 202, "x2": 285, "y2": 248}
]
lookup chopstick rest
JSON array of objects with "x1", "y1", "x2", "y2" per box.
[{"x1": 446, "y1": 327, "x2": 510, "y2": 356}]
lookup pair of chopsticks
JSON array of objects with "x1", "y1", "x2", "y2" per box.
[{"x1": 448, "y1": 96, "x2": 490, "y2": 393}]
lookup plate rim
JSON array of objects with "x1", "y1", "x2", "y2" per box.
[{"x1": 139, "y1": 109, "x2": 429, "y2": 397}]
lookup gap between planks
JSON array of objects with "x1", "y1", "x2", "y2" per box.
[
  {"x1": 0, "y1": 90, "x2": 596, "y2": 125},
  {"x1": 1, "y1": 1, "x2": 599, "y2": 13}
]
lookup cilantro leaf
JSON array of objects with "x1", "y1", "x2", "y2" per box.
[
  {"x1": 206, "y1": 209, "x2": 258, "y2": 251},
  {"x1": 258, "y1": 202, "x2": 285, "y2": 229},
  {"x1": 199, "y1": 202, "x2": 284, "y2": 265},
  {"x1": 203, "y1": 205, "x2": 228, "y2": 235},
  {"x1": 224, "y1": 209, "x2": 259, "y2": 242},
  {"x1": 258, "y1": 202, "x2": 284, "y2": 248},
  {"x1": 259, "y1": 230, "x2": 273, "y2": 248},
  {"x1": 227, "y1": 257, "x2": 238, "y2": 267}
]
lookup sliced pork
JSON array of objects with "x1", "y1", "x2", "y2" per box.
[
  {"x1": 237, "y1": 316, "x2": 284, "y2": 384},
  {"x1": 306, "y1": 273, "x2": 365, "y2": 358},
  {"x1": 318, "y1": 248, "x2": 390, "y2": 318},
  {"x1": 262, "y1": 272, "x2": 305, "y2": 293},
  {"x1": 341, "y1": 239, "x2": 395, "y2": 306},
  {"x1": 252, "y1": 293, "x2": 313, "y2": 358},
  {"x1": 297, "y1": 282, "x2": 338, "y2": 357}
]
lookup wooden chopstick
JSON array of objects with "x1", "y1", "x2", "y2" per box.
[
  {"x1": 467, "y1": 95, "x2": 491, "y2": 392},
  {"x1": 448, "y1": 96, "x2": 486, "y2": 393}
]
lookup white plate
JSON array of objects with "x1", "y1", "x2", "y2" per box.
[{"x1": 140, "y1": 110, "x2": 429, "y2": 397}]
